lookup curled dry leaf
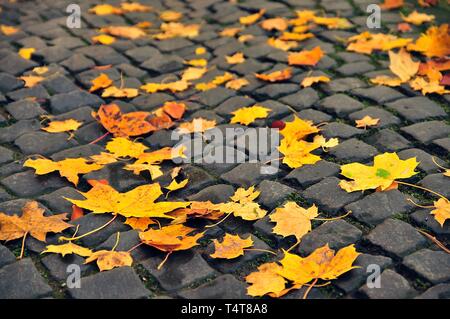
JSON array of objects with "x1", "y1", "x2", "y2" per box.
[
  {"x1": 355, "y1": 115, "x2": 380, "y2": 129},
  {"x1": 230, "y1": 105, "x2": 271, "y2": 125},
  {"x1": 255, "y1": 68, "x2": 292, "y2": 82},
  {"x1": 288, "y1": 46, "x2": 324, "y2": 66},
  {"x1": 301, "y1": 75, "x2": 330, "y2": 87},
  {"x1": 226, "y1": 52, "x2": 245, "y2": 64},
  {"x1": 139, "y1": 224, "x2": 204, "y2": 252},
  {"x1": 239, "y1": 9, "x2": 266, "y2": 25},
  {"x1": 85, "y1": 250, "x2": 133, "y2": 271},
  {"x1": 339, "y1": 152, "x2": 419, "y2": 192},
  {"x1": 65, "y1": 182, "x2": 190, "y2": 218},
  {"x1": 210, "y1": 234, "x2": 254, "y2": 259},
  {"x1": 24, "y1": 158, "x2": 103, "y2": 186},
  {"x1": 89, "y1": 73, "x2": 113, "y2": 92}
]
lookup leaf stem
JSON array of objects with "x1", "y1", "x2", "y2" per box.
[
  {"x1": 59, "y1": 215, "x2": 117, "y2": 242},
  {"x1": 315, "y1": 210, "x2": 352, "y2": 221},
  {"x1": 127, "y1": 242, "x2": 143, "y2": 253},
  {"x1": 157, "y1": 251, "x2": 172, "y2": 270},
  {"x1": 112, "y1": 232, "x2": 120, "y2": 251},
  {"x1": 406, "y1": 198, "x2": 434, "y2": 209},
  {"x1": 286, "y1": 239, "x2": 300, "y2": 252},
  {"x1": 431, "y1": 156, "x2": 448, "y2": 171},
  {"x1": 396, "y1": 181, "x2": 448, "y2": 201},
  {"x1": 303, "y1": 278, "x2": 318, "y2": 299},
  {"x1": 205, "y1": 213, "x2": 231, "y2": 228},
  {"x1": 19, "y1": 232, "x2": 28, "y2": 259},
  {"x1": 89, "y1": 132, "x2": 110, "y2": 145},
  {"x1": 416, "y1": 229, "x2": 450, "y2": 254}
]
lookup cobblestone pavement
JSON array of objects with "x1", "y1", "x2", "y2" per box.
[{"x1": 0, "y1": 0, "x2": 449, "y2": 299}]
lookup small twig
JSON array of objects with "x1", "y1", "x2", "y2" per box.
[
  {"x1": 397, "y1": 181, "x2": 448, "y2": 201},
  {"x1": 89, "y1": 132, "x2": 110, "y2": 145},
  {"x1": 19, "y1": 232, "x2": 28, "y2": 259},
  {"x1": 60, "y1": 215, "x2": 117, "y2": 242},
  {"x1": 417, "y1": 229, "x2": 450, "y2": 254}
]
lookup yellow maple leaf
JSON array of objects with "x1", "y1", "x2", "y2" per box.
[
  {"x1": 124, "y1": 163, "x2": 163, "y2": 179},
  {"x1": 388, "y1": 49, "x2": 420, "y2": 82},
  {"x1": 181, "y1": 67, "x2": 207, "y2": 82},
  {"x1": 431, "y1": 198, "x2": 450, "y2": 227},
  {"x1": 401, "y1": 11, "x2": 435, "y2": 25},
  {"x1": 225, "y1": 78, "x2": 249, "y2": 90},
  {"x1": 42, "y1": 119, "x2": 83, "y2": 133},
  {"x1": 19, "y1": 75, "x2": 44, "y2": 88},
  {"x1": 177, "y1": 118, "x2": 217, "y2": 134},
  {"x1": 124, "y1": 217, "x2": 156, "y2": 231},
  {"x1": 210, "y1": 234, "x2": 254, "y2": 259},
  {"x1": 184, "y1": 59, "x2": 207, "y2": 67},
  {"x1": 106, "y1": 137, "x2": 148, "y2": 158},
  {"x1": 239, "y1": 9, "x2": 266, "y2": 25},
  {"x1": 255, "y1": 68, "x2": 292, "y2": 82},
  {"x1": 120, "y1": 2, "x2": 152, "y2": 13},
  {"x1": 1, "y1": 24, "x2": 19, "y2": 35},
  {"x1": 230, "y1": 105, "x2": 271, "y2": 125},
  {"x1": 270, "y1": 202, "x2": 318, "y2": 241},
  {"x1": 195, "y1": 47, "x2": 206, "y2": 55},
  {"x1": 99, "y1": 25, "x2": 146, "y2": 39},
  {"x1": 301, "y1": 75, "x2": 330, "y2": 87},
  {"x1": 89, "y1": 73, "x2": 113, "y2": 92},
  {"x1": 313, "y1": 16, "x2": 352, "y2": 29},
  {"x1": 43, "y1": 242, "x2": 93, "y2": 257},
  {"x1": 280, "y1": 32, "x2": 314, "y2": 42},
  {"x1": 65, "y1": 182, "x2": 189, "y2": 218},
  {"x1": 370, "y1": 75, "x2": 403, "y2": 87},
  {"x1": 261, "y1": 17, "x2": 288, "y2": 31},
  {"x1": 407, "y1": 24, "x2": 450, "y2": 58},
  {"x1": 160, "y1": 10, "x2": 183, "y2": 22},
  {"x1": 165, "y1": 179, "x2": 189, "y2": 194},
  {"x1": 92, "y1": 34, "x2": 116, "y2": 45},
  {"x1": 225, "y1": 52, "x2": 245, "y2": 64},
  {"x1": 90, "y1": 152, "x2": 118, "y2": 165},
  {"x1": 89, "y1": 4, "x2": 122, "y2": 15},
  {"x1": 18, "y1": 47, "x2": 35, "y2": 60},
  {"x1": 339, "y1": 152, "x2": 419, "y2": 192},
  {"x1": 278, "y1": 139, "x2": 322, "y2": 169},
  {"x1": 101, "y1": 86, "x2": 139, "y2": 98},
  {"x1": 288, "y1": 46, "x2": 324, "y2": 66},
  {"x1": 154, "y1": 22, "x2": 200, "y2": 39},
  {"x1": 217, "y1": 186, "x2": 267, "y2": 221},
  {"x1": 141, "y1": 80, "x2": 189, "y2": 93},
  {"x1": 280, "y1": 115, "x2": 320, "y2": 144},
  {"x1": 267, "y1": 38, "x2": 298, "y2": 51},
  {"x1": 355, "y1": 115, "x2": 380, "y2": 129},
  {"x1": 85, "y1": 250, "x2": 133, "y2": 271},
  {"x1": 409, "y1": 76, "x2": 450, "y2": 95},
  {"x1": 24, "y1": 158, "x2": 103, "y2": 186}
]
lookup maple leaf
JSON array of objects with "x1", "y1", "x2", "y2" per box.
[
  {"x1": 246, "y1": 244, "x2": 360, "y2": 298},
  {"x1": 288, "y1": 46, "x2": 324, "y2": 66},
  {"x1": 24, "y1": 158, "x2": 103, "y2": 186},
  {"x1": 42, "y1": 242, "x2": 93, "y2": 257},
  {"x1": 160, "y1": 10, "x2": 183, "y2": 22},
  {"x1": 195, "y1": 47, "x2": 206, "y2": 55},
  {"x1": 226, "y1": 52, "x2": 245, "y2": 64},
  {"x1": 154, "y1": 22, "x2": 200, "y2": 39},
  {"x1": 134, "y1": 146, "x2": 186, "y2": 165},
  {"x1": 388, "y1": 49, "x2": 420, "y2": 82},
  {"x1": 120, "y1": 2, "x2": 152, "y2": 13},
  {"x1": 380, "y1": 0, "x2": 404, "y2": 10},
  {"x1": 89, "y1": 4, "x2": 123, "y2": 15},
  {"x1": 230, "y1": 105, "x2": 271, "y2": 125},
  {"x1": 407, "y1": 24, "x2": 450, "y2": 58},
  {"x1": 124, "y1": 163, "x2": 163, "y2": 179},
  {"x1": 85, "y1": 250, "x2": 133, "y2": 271},
  {"x1": 89, "y1": 73, "x2": 113, "y2": 92},
  {"x1": 0, "y1": 201, "x2": 71, "y2": 258},
  {"x1": 99, "y1": 26, "x2": 146, "y2": 39},
  {"x1": 270, "y1": 202, "x2": 318, "y2": 241},
  {"x1": 355, "y1": 115, "x2": 380, "y2": 129},
  {"x1": 225, "y1": 78, "x2": 249, "y2": 90},
  {"x1": 90, "y1": 152, "x2": 118, "y2": 165},
  {"x1": 397, "y1": 22, "x2": 412, "y2": 33},
  {"x1": 1, "y1": 24, "x2": 19, "y2": 36},
  {"x1": 339, "y1": 152, "x2": 419, "y2": 192},
  {"x1": 184, "y1": 58, "x2": 207, "y2": 67},
  {"x1": 313, "y1": 16, "x2": 352, "y2": 29},
  {"x1": 210, "y1": 234, "x2": 254, "y2": 259},
  {"x1": 347, "y1": 32, "x2": 412, "y2": 54},
  {"x1": 267, "y1": 38, "x2": 298, "y2": 51},
  {"x1": 370, "y1": 75, "x2": 403, "y2": 87},
  {"x1": 101, "y1": 86, "x2": 138, "y2": 98},
  {"x1": 261, "y1": 18, "x2": 288, "y2": 31},
  {"x1": 301, "y1": 76, "x2": 330, "y2": 87},
  {"x1": 278, "y1": 139, "x2": 321, "y2": 169},
  {"x1": 168, "y1": 201, "x2": 224, "y2": 224},
  {"x1": 409, "y1": 76, "x2": 450, "y2": 95},
  {"x1": 92, "y1": 34, "x2": 116, "y2": 45},
  {"x1": 124, "y1": 217, "x2": 156, "y2": 231},
  {"x1": 217, "y1": 186, "x2": 267, "y2": 221},
  {"x1": 401, "y1": 11, "x2": 435, "y2": 25},
  {"x1": 279, "y1": 32, "x2": 314, "y2": 42},
  {"x1": 139, "y1": 224, "x2": 204, "y2": 252},
  {"x1": 181, "y1": 67, "x2": 207, "y2": 82},
  {"x1": 431, "y1": 198, "x2": 450, "y2": 227},
  {"x1": 32, "y1": 66, "x2": 49, "y2": 75},
  {"x1": 220, "y1": 27, "x2": 242, "y2": 37},
  {"x1": 255, "y1": 68, "x2": 292, "y2": 82},
  {"x1": 165, "y1": 179, "x2": 189, "y2": 195},
  {"x1": 65, "y1": 182, "x2": 189, "y2": 218},
  {"x1": 239, "y1": 9, "x2": 265, "y2": 25},
  {"x1": 106, "y1": 137, "x2": 148, "y2": 158},
  {"x1": 18, "y1": 48, "x2": 35, "y2": 60},
  {"x1": 42, "y1": 119, "x2": 82, "y2": 133},
  {"x1": 141, "y1": 80, "x2": 189, "y2": 94},
  {"x1": 313, "y1": 135, "x2": 339, "y2": 150},
  {"x1": 92, "y1": 103, "x2": 156, "y2": 137},
  {"x1": 177, "y1": 118, "x2": 217, "y2": 134},
  {"x1": 279, "y1": 115, "x2": 320, "y2": 143},
  {"x1": 19, "y1": 75, "x2": 44, "y2": 88}
]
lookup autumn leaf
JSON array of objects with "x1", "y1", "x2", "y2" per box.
[
  {"x1": 355, "y1": 115, "x2": 380, "y2": 129},
  {"x1": 0, "y1": 201, "x2": 71, "y2": 258},
  {"x1": 154, "y1": 22, "x2": 200, "y2": 40},
  {"x1": 407, "y1": 24, "x2": 450, "y2": 58},
  {"x1": 210, "y1": 234, "x2": 254, "y2": 259},
  {"x1": 370, "y1": 75, "x2": 403, "y2": 87},
  {"x1": 431, "y1": 198, "x2": 450, "y2": 227},
  {"x1": 42, "y1": 242, "x2": 93, "y2": 257},
  {"x1": 380, "y1": 0, "x2": 404, "y2": 10},
  {"x1": 226, "y1": 52, "x2": 245, "y2": 64},
  {"x1": 239, "y1": 9, "x2": 265, "y2": 25},
  {"x1": 280, "y1": 32, "x2": 314, "y2": 42},
  {"x1": 120, "y1": 2, "x2": 152, "y2": 13},
  {"x1": 255, "y1": 68, "x2": 292, "y2": 82},
  {"x1": 168, "y1": 201, "x2": 224, "y2": 225},
  {"x1": 246, "y1": 244, "x2": 360, "y2": 298},
  {"x1": 101, "y1": 86, "x2": 139, "y2": 98},
  {"x1": 18, "y1": 48, "x2": 35, "y2": 60},
  {"x1": 288, "y1": 46, "x2": 324, "y2": 66},
  {"x1": 347, "y1": 32, "x2": 412, "y2": 54},
  {"x1": 141, "y1": 80, "x2": 189, "y2": 94},
  {"x1": 301, "y1": 76, "x2": 330, "y2": 87},
  {"x1": 105, "y1": 137, "x2": 148, "y2": 158},
  {"x1": 92, "y1": 34, "x2": 116, "y2": 45},
  {"x1": 184, "y1": 58, "x2": 207, "y2": 67},
  {"x1": 124, "y1": 217, "x2": 156, "y2": 231},
  {"x1": 230, "y1": 105, "x2": 271, "y2": 125},
  {"x1": 261, "y1": 18, "x2": 288, "y2": 31},
  {"x1": 42, "y1": 119, "x2": 83, "y2": 133},
  {"x1": 195, "y1": 47, "x2": 206, "y2": 55},
  {"x1": 280, "y1": 115, "x2": 320, "y2": 144},
  {"x1": 89, "y1": 73, "x2": 113, "y2": 92},
  {"x1": 1, "y1": 24, "x2": 19, "y2": 35},
  {"x1": 401, "y1": 11, "x2": 435, "y2": 25},
  {"x1": 217, "y1": 186, "x2": 267, "y2": 221},
  {"x1": 160, "y1": 10, "x2": 183, "y2": 22},
  {"x1": 92, "y1": 103, "x2": 156, "y2": 137},
  {"x1": 65, "y1": 182, "x2": 189, "y2": 218},
  {"x1": 24, "y1": 158, "x2": 103, "y2": 186},
  {"x1": 339, "y1": 152, "x2": 419, "y2": 192},
  {"x1": 124, "y1": 163, "x2": 163, "y2": 179},
  {"x1": 99, "y1": 25, "x2": 146, "y2": 39},
  {"x1": 267, "y1": 38, "x2": 297, "y2": 51},
  {"x1": 226, "y1": 78, "x2": 249, "y2": 90},
  {"x1": 270, "y1": 202, "x2": 318, "y2": 241},
  {"x1": 313, "y1": 16, "x2": 352, "y2": 29},
  {"x1": 177, "y1": 118, "x2": 217, "y2": 134},
  {"x1": 19, "y1": 75, "x2": 44, "y2": 88},
  {"x1": 85, "y1": 250, "x2": 133, "y2": 271},
  {"x1": 181, "y1": 67, "x2": 207, "y2": 81},
  {"x1": 278, "y1": 139, "x2": 321, "y2": 169},
  {"x1": 89, "y1": 4, "x2": 123, "y2": 15},
  {"x1": 90, "y1": 152, "x2": 119, "y2": 165},
  {"x1": 388, "y1": 49, "x2": 420, "y2": 82},
  {"x1": 139, "y1": 224, "x2": 204, "y2": 252},
  {"x1": 409, "y1": 76, "x2": 450, "y2": 95},
  {"x1": 165, "y1": 179, "x2": 189, "y2": 196},
  {"x1": 134, "y1": 146, "x2": 186, "y2": 165},
  {"x1": 397, "y1": 22, "x2": 412, "y2": 33}
]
